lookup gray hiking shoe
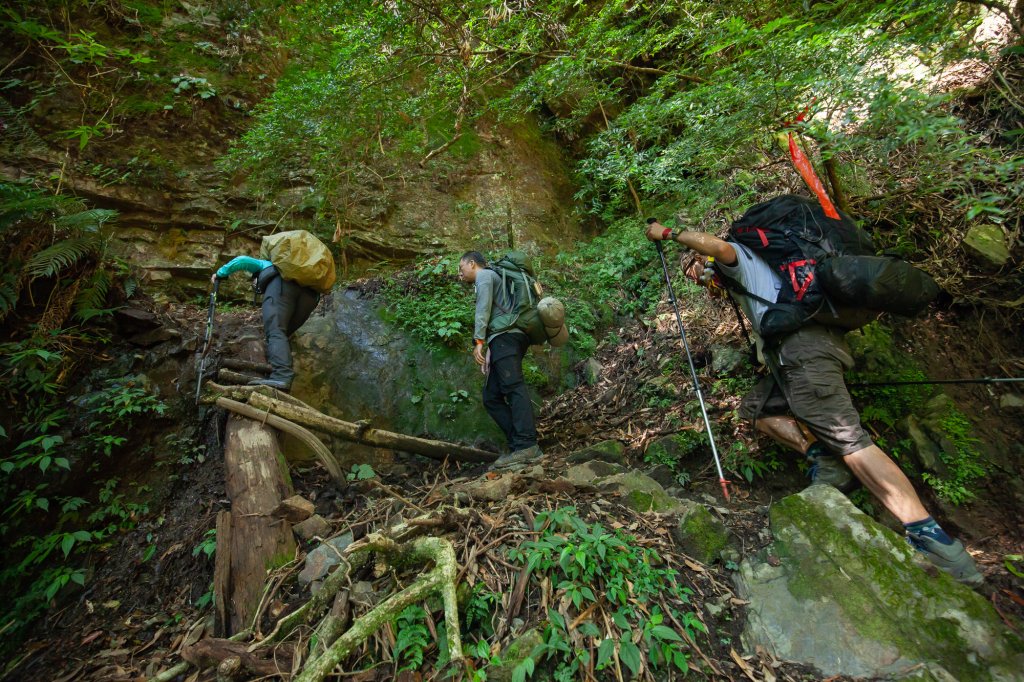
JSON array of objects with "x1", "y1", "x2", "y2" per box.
[
  {"x1": 248, "y1": 378, "x2": 292, "y2": 392},
  {"x1": 491, "y1": 444, "x2": 543, "y2": 471},
  {"x1": 807, "y1": 454, "x2": 857, "y2": 492},
  {"x1": 906, "y1": 532, "x2": 984, "y2": 586}
]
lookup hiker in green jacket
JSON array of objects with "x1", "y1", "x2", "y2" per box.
[
  {"x1": 211, "y1": 255, "x2": 319, "y2": 391},
  {"x1": 644, "y1": 222, "x2": 983, "y2": 586},
  {"x1": 458, "y1": 251, "x2": 542, "y2": 469}
]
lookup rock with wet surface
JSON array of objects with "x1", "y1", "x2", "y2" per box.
[
  {"x1": 735, "y1": 485, "x2": 1024, "y2": 680},
  {"x1": 298, "y1": 531, "x2": 356, "y2": 587}
]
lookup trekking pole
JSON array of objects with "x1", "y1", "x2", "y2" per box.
[
  {"x1": 850, "y1": 377, "x2": 1024, "y2": 388},
  {"x1": 652, "y1": 236, "x2": 731, "y2": 501},
  {"x1": 195, "y1": 278, "x2": 219, "y2": 405}
]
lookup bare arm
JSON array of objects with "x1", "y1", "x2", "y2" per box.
[{"x1": 646, "y1": 221, "x2": 736, "y2": 265}]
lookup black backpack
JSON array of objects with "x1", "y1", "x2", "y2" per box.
[{"x1": 723, "y1": 195, "x2": 940, "y2": 338}]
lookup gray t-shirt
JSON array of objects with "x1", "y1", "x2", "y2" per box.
[
  {"x1": 716, "y1": 242, "x2": 782, "y2": 336},
  {"x1": 473, "y1": 268, "x2": 524, "y2": 343}
]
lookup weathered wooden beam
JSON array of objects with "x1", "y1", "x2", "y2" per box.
[
  {"x1": 217, "y1": 368, "x2": 260, "y2": 386},
  {"x1": 221, "y1": 358, "x2": 273, "y2": 374},
  {"x1": 216, "y1": 397, "x2": 344, "y2": 485},
  {"x1": 246, "y1": 393, "x2": 498, "y2": 463}
]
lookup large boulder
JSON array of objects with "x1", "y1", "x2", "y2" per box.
[
  {"x1": 735, "y1": 486, "x2": 1024, "y2": 680},
  {"x1": 289, "y1": 289, "x2": 509, "y2": 468}
]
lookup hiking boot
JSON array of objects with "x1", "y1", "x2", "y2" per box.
[
  {"x1": 248, "y1": 378, "x2": 292, "y2": 392},
  {"x1": 491, "y1": 444, "x2": 543, "y2": 471},
  {"x1": 906, "y1": 532, "x2": 984, "y2": 587},
  {"x1": 807, "y1": 454, "x2": 857, "y2": 493}
]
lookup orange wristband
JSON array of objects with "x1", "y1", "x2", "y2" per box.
[{"x1": 475, "y1": 339, "x2": 484, "y2": 346}]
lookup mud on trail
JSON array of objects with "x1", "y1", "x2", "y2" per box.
[{"x1": 9, "y1": 297, "x2": 1024, "y2": 681}]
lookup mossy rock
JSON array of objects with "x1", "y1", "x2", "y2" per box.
[
  {"x1": 488, "y1": 628, "x2": 544, "y2": 682},
  {"x1": 735, "y1": 486, "x2": 1024, "y2": 679},
  {"x1": 963, "y1": 224, "x2": 1010, "y2": 268},
  {"x1": 566, "y1": 439, "x2": 626, "y2": 464},
  {"x1": 671, "y1": 505, "x2": 732, "y2": 565},
  {"x1": 596, "y1": 471, "x2": 685, "y2": 514},
  {"x1": 564, "y1": 461, "x2": 624, "y2": 486}
]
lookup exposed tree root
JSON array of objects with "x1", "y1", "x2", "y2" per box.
[{"x1": 293, "y1": 535, "x2": 463, "y2": 682}]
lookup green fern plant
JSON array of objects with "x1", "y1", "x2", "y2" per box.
[
  {"x1": 0, "y1": 180, "x2": 119, "y2": 325},
  {"x1": 74, "y1": 269, "x2": 112, "y2": 321},
  {"x1": 393, "y1": 605, "x2": 430, "y2": 672},
  {"x1": 25, "y1": 237, "x2": 99, "y2": 280}
]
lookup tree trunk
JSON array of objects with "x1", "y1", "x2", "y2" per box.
[{"x1": 215, "y1": 341, "x2": 297, "y2": 636}]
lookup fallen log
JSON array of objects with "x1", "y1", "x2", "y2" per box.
[
  {"x1": 203, "y1": 381, "x2": 310, "y2": 407},
  {"x1": 216, "y1": 397, "x2": 344, "y2": 485},
  {"x1": 221, "y1": 358, "x2": 273, "y2": 374},
  {"x1": 246, "y1": 392, "x2": 498, "y2": 463},
  {"x1": 217, "y1": 368, "x2": 260, "y2": 386}
]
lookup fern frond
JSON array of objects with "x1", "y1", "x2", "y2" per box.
[
  {"x1": 73, "y1": 269, "x2": 112, "y2": 320},
  {"x1": 0, "y1": 182, "x2": 83, "y2": 232},
  {"x1": 0, "y1": 96, "x2": 47, "y2": 153},
  {"x1": 56, "y1": 209, "x2": 118, "y2": 232},
  {"x1": 0, "y1": 274, "x2": 18, "y2": 321},
  {"x1": 25, "y1": 237, "x2": 97, "y2": 280}
]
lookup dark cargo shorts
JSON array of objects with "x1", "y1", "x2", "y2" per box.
[{"x1": 738, "y1": 325, "x2": 873, "y2": 456}]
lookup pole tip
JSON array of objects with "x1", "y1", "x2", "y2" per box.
[{"x1": 719, "y1": 478, "x2": 731, "y2": 502}]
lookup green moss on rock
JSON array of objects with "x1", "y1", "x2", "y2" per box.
[
  {"x1": 749, "y1": 487, "x2": 1024, "y2": 680},
  {"x1": 674, "y1": 506, "x2": 731, "y2": 564}
]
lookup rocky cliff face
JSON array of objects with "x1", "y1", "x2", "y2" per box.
[{"x1": 3, "y1": 114, "x2": 582, "y2": 304}]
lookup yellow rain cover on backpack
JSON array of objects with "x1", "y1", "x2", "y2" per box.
[{"x1": 260, "y1": 230, "x2": 336, "y2": 294}]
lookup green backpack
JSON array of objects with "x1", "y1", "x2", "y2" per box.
[{"x1": 488, "y1": 252, "x2": 565, "y2": 346}]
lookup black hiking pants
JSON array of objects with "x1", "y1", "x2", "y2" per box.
[
  {"x1": 482, "y1": 332, "x2": 538, "y2": 452},
  {"x1": 259, "y1": 268, "x2": 319, "y2": 384}
]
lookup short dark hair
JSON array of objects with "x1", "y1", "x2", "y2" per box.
[{"x1": 460, "y1": 251, "x2": 486, "y2": 267}]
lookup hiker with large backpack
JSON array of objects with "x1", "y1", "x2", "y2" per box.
[
  {"x1": 643, "y1": 198, "x2": 983, "y2": 586},
  {"x1": 211, "y1": 230, "x2": 336, "y2": 392},
  {"x1": 457, "y1": 250, "x2": 552, "y2": 469}
]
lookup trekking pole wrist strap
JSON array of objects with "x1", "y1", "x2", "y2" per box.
[{"x1": 662, "y1": 228, "x2": 675, "y2": 241}]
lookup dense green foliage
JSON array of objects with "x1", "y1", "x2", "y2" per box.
[
  {"x1": 231, "y1": 0, "x2": 1021, "y2": 307},
  {"x1": 848, "y1": 322, "x2": 987, "y2": 504},
  {"x1": 508, "y1": 507, "x2": 704, "y2": 679},
  {"x1": 0, "y1": 181, "x2": 169, "y2": 650}
]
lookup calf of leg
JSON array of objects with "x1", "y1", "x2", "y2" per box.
[
  {"x1": 491, "y1": 353, "x2": 537, "y2": 450},
  {"x1": 754, "y1": 415, "x2": 812, "y2": 454},
  {"x1": 843, "y1": 444, "x2": 928, "y2": 524}
]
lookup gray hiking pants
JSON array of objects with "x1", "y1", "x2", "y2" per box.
[{"x1": 260, "y1": 269, "x2": 319, "y2": 384}]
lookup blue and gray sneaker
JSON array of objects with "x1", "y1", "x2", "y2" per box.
[{"x1": 905, "y1": 531, "x2": 984, "y2": 586}]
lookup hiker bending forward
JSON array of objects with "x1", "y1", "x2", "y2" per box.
[
  {"x1": 644, "y1": 221, "x2": 983, "y2": 586},
  {"x1": 458, "y1": 251, "x2": 542, "y2": 468},
  {"x1": 211, "y1": 256, "x2": 319, "y2": 392}
]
